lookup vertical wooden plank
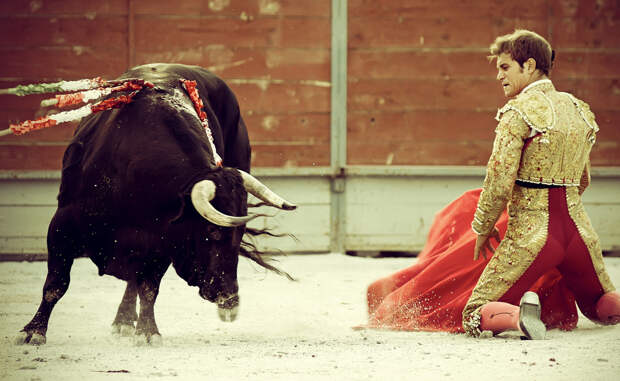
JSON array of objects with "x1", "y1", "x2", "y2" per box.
[
  {"x1": 128, "y1": 0, "x2": 135, "y2": 68},
  {"x1": 330, "y1": 0, "x2": 347, "y2": 253}
]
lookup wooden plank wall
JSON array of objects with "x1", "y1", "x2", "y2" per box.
[
  {"x1": 0, "y1": 0, "x2": 331, "y2": 169},
  {"x1": 347, "y1": 0, "x2": 620, "y2": 166},
  {"x1": 0, "y1": 1, "x2": 129, "y2": 170},
  {"x1": 0, "y1": 0, "x2": 619, "y2": 170}
]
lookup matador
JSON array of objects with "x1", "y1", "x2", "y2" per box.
[{"x1": 462, "y1": 30, "x2": 620, "y2": 339}]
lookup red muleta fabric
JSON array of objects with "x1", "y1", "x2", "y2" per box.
[{"x1": 364, "y1": 188, "x2": 578, "y2": 333}]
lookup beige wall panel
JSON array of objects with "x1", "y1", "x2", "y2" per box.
[{"x1": 0, "y1": 173, "x2": 618, "y2": 255}]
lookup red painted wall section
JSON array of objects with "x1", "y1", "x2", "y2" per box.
[
  {"x1": 132, "y1": 0, "x2": 332, "y2": 167},
  {"x1": 0, "y1": 0, "x2": 618, "y2": 170},
  {"x1": 0, "y1": 0, "x2": 129, "y2": 170},
  {"x1": 0, "y1": 0, "x2": 331, "y2": 170},
  {"x1": 347, "y1": 0, "x2": 620, "y2": 166}
]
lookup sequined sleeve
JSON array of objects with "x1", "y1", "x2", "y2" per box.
[{"x1": 472, "y1": 110, "x2": 531, "y2": 235}]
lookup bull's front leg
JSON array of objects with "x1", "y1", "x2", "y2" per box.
[
  {"x1": 15, "y1": 255, "x2": 74, "y2": 345},
  {"x1": 112, "y1": 280, "x2": 138, "y2": 336},
  {"x1": 134, "y1": 277, "x2": 163, "y2": 346}
]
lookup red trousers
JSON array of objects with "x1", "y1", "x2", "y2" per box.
[
  {"x1": 498, "y1": 187, "x2": 606, "y2": 322},
  {"x1": 364, "y1": 188, "x2": 613, "y2": 332}
]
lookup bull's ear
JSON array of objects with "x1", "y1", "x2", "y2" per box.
[
  {"x1": 237, "y1": 170, "x2": 297, "y2": 210},
  {"x1": 191, "y1": 180, "x2": 259, "y2": 226}
]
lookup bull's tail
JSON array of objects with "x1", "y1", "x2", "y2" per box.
[{"x1": 240, "y1": 226, "x2": 296, "y2": 281}]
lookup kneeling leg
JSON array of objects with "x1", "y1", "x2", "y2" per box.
[
  {"x1": 560, "y1": 231, "x2": 618, "y2": 324},
  {"x1": 596, "y1": 291, "x2": 620, "y2": 324}
]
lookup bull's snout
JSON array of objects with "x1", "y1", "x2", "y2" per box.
[
  {"x1": 198, "y1": 287, "x2": 239, "y2": 322},
  {"x1": 216, "y1": 294, "x2": 239, "y2": 322}
]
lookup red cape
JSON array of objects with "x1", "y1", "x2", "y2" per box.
[{"x1": 365, "y1": 189, "x2": 578, "y2": 332}]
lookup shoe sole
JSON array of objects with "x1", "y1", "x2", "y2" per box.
[{"x1": 519, "y1": 291, "x2": 546, "y2": 340}]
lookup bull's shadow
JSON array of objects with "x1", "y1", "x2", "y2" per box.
[{"x1": 14, "y1": 63, "x2": 296, "y2": 346}]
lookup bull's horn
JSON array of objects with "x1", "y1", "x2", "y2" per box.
[
  {"x1": 191, "y1": 180, "x2": 258, "y2": 227},
  {"x1": 237, "y1": 170, "x2": 297, "y2": 210}
]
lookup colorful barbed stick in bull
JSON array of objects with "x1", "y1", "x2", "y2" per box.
[
  {"x1": 41, "y1": 79, "x2": 151, "y2": 108},
  {"x1": 1, "y1": 77, "x2": 225, "y2": 169},
  {"x1": 0, "y1": 79, "x2": 154, "y2": 137},
  {"x1": 181, "y1": 79, "x2": 223, "y2": 167},
  {"x1": 0, "y1": 77, "x2": 107, "y2": 96},
  {"x1": 3, "y1": 91, "x2": 142, "y2": 136}
]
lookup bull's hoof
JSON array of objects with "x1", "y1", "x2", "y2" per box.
[
  {"x1": 14, "y1": 331, "x2": 29, "y2": 345},
  {"x1": 112, "y1": 323, "x2": 136, "y2": 337},
  {"x1": 218, "y1": 306, "x2": 238, "y2": 322},
  {"x1": 149, "y1": 333, "x2": 163, "y2": 346},
  {"x1": 30, "y1": 333, "x2": 46, "y2": 345},
  {"x1": 134, "y1": 333, "x2": 162, "y2": 347},
  {"x1": 15, "y1": 331, "x2": 46, "y2": 346}
]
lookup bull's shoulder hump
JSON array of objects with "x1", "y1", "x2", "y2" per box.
[{"x1": 120, "y1": 63, "x2": 228, "y2": 93}]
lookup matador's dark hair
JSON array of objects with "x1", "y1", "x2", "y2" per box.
[{"x1": 489, "y1": 29, "x2": 555, "y2": 76}]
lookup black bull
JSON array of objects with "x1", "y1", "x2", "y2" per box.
[{"x1": 16, "y1": 63, "x2": 296, "y2": 345}]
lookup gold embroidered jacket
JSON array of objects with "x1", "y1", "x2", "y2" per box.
[
  {"x1": 471, "y1": 80, "x2": 598, "y2": 236},
  {"x1": 463, "y1": 79, "x2": 615, "y2": 336}
]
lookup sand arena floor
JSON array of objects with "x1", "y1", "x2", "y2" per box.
[{"x1": 1, "y1": 254, "x2": 619, "y2": 381}]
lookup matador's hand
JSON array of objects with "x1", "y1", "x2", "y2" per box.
[{"x1": 473, "y1": 227, "x2": 501, "y2": 261}]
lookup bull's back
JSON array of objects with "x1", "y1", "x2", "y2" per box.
[
  {"x1": 59, "y1": 63, "x2": 249, "y2": 218},
  {"x1": 125, "y1": 64, "x2": 251, "y2": 172},
  {"x1": 61, "y1": 81, "x2": 210, "y2": 220}
]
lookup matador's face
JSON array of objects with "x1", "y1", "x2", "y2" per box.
[{"x1": 495, "y1": 52, "x2": 531, "y2": 98}]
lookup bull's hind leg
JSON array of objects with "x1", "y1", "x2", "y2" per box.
[
  {"x1": 112, "y1": 281, "x2": 138, "y2": 336},
  {"x1": 16, "y1": 209, "x2": 79, "y2": 345}
]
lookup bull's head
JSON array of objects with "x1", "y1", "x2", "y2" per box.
[{"x1": 189, "y1": 169, "x2": 295, "y2": 322}]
